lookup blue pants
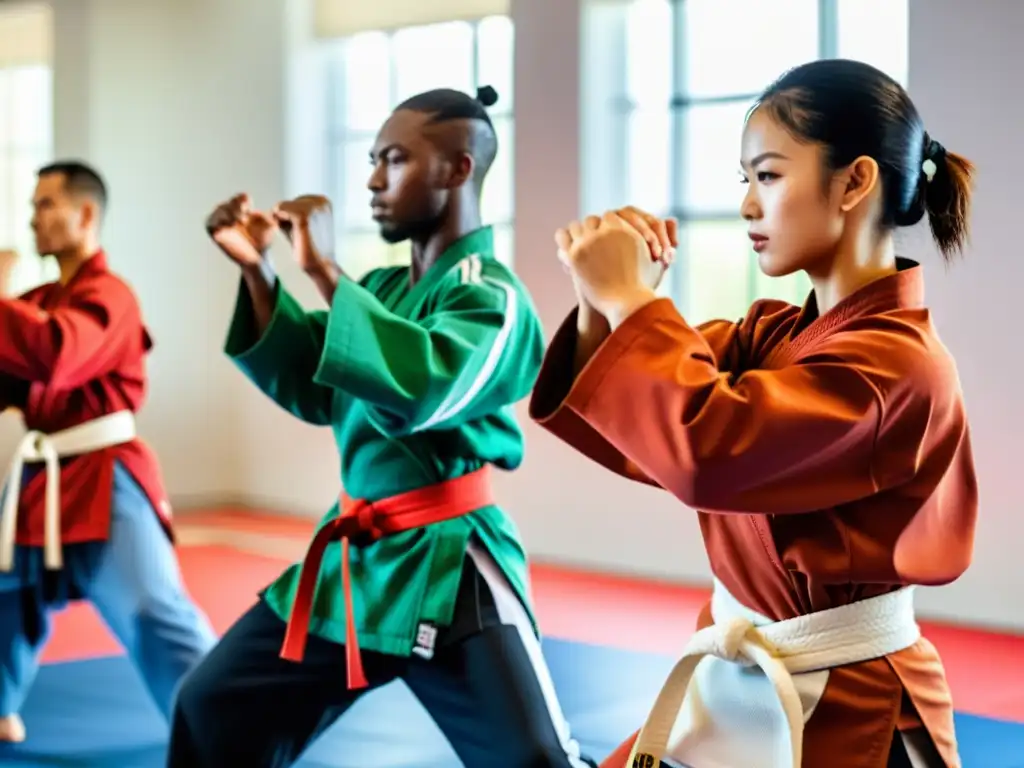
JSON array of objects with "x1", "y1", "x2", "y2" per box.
[{"x1": 0, "y1": 462, "x2": 216, "y2": 719}]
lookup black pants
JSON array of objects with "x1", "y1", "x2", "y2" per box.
[
  {"x1": 167, "y1": 553, "x2": 595, "y2": 768},
  {"x1": 887, "y1": 726, "x2": 943, "y2": 767}
]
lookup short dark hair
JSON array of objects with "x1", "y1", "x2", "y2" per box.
[
  {"x1": 38, "y1": 160, "x2": 108, "y2": 212},
  {"x1": 394, "y1": 86, "x2": 500, "y2": 187},
  {"x1": 753, "y1": 59, "x2": 974, "y2": 263},
  {"x1": 395, "y1": 85, "x2": 498, "y2": 128}
]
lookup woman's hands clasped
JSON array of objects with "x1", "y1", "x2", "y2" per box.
[{"x1": 556, "y1": 206, "x2": 678, "y2": 329}]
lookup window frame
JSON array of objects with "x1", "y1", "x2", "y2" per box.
[
  {"x1": 607, "y1": 0, "x2": 906, "y2": 316},
  {"x1": 0, "y1": 62, "x2": 55, "y2": 295},
  {"x1": 322, "y1": 16, "x2": 516, "y2": 277}
]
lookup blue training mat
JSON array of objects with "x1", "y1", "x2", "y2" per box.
[{"x1": 2, "y1": 638, "x2": 1022, "y2": 767}]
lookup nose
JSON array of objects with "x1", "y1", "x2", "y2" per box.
[
  {"x1": 740, "y1": 183, "x2": 761, "y2": 222},
  {"x1": 366, "y1": 161, "x2": 385, "y2": 193}
]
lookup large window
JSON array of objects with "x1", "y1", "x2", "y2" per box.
[
  {"x1": 0, "y1": 2, "x2": 55, "y2": 296},
  {"x1": 324, "y1": 16, "x2": 515, "y2": 281},
  {"x1": 584, "y1": 0, "x2": 909, "y2": 324}
]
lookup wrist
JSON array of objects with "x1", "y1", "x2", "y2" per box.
[
  {"x1": 304, "y1": 257, "x2": 340, "y2": 281},
  {"x1": 605, "y1": 288, "x2": 659, "y2": 330},
  {"x1": 576, "y1": 301, "x2": 610, "y2": 336},
  {"x1": 241, "y1": 257, "x2": 276, "y2": 288}
]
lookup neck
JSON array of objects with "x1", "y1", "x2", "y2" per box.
[
  {"x1": 54, "y1": 238, "x2": 99, "y2": 285},
  {"x1": 408, "y1": 195, "x2": 481, "y2": 285},
  {"x1": 807, "y1": 231, "x2": 897, "y2": 315}
]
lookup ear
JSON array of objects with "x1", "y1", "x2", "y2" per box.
[
  {"x1": 78, "y1": 199, "x2": 99, "y2": 229},
  {"x1": 445, "y1": 152, "x2": 475, "y2": 189},
  {"x1": 838, "y1": 155, "x2": 880, "y2": 213}
]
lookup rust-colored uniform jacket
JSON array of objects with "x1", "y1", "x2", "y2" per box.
[{"x1": 530, "y1": 259, "x2": 976, "y2": 768}]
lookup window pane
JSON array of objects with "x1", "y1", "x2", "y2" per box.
[
  {"x1": 393, "y1": 21, "x2": 474, "y2": 102},
  {"x1": 680, "y1": 219, "x2": 753, "y2": 326},
  {"x1": 482, "y1": 116, "x2": 513, "y2": 223},
  {"x1": 10, "y1": 65, "x2": 51, "y2": 150},
  {"x1": 0, "y1": 70, "x2": 11, "y2": 148},
  {"x1": 0, "y1": 154, "x2": 12, "y2": 246},
  {"x1": 7, "y1": 149, "x2": 50, "y2": 295},
  {"x1": 335, "y1": 137, "x2": 373, "y2": 228},
  {"x1": 476, "y1": 16, "x2": 514, "y2": 114},
  {"x1": 340, "y1": 32, "x2": 393, "y2": 133},
  {"x1": 11, "y1": 150, "x2": 41, "y2": 256},
  {"x1": 682, "y1": 0, "x2": 819, "y2": 98},
  {"x1": 626, "y1": 108, "x2": 671, "y2": 214},
  {"x1": 679, "y1": 98, "x2": 752, "y2": 214},
  {"x1": 7, "y1": 250, "x2": 49, "y2": 296},
  {"x1": 837, "y1": 0, "x2": 909, "y2": 86},
  {"x1": 492, "y1": 222, "x2": 513, "y2": 267},
  {"x1": 625, "y1": 0, "x2": 672, "y2": 108},
  {"x1": 339, "y1": 229, "x2": 406, "y2": 282}
]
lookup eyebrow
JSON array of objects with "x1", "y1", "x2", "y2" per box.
[
  {"x1": 741, "y1": 151, "x2": 789, "y2": 169},
  {"x1": 369, "y1": 143, "x2": 404, "y2": 161}
]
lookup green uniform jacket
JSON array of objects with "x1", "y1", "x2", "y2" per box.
[{"x1": 224, "y1": 227, "x2": 545, "y2": 657}]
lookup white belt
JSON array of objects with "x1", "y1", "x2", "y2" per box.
[
  {"x1": 629, "y1": 580, "x2": 921, "y2": 768},
  {"x1": 0, "y1": 410, "x2": 137, "y2": 572}
]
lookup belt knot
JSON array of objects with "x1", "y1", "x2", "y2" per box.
[{"x1": 330, "y1": 500, "x2": 384, "y2": 544}]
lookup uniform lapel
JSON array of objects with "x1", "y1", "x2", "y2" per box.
[{"x1": 393, "y1": 227, "x2": 494, "y2": 318}]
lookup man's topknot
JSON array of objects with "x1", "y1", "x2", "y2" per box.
[{"x1": 395, "y1": 86, "x2": 498, "y2": 126}]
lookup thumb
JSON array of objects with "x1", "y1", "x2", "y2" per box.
[
  {"x1": 250, "y1": 210, "x2": 276, "y2": 228},
  {"x1": 271, "y1": 204, "x2": 291, "y2": 225},
  {"x1": 272, "y1": 206, "x2": 310, "y2": 244},
  {"x1": 272, "y1": 203, "x2": 304, "y2": 227},
  {"x1": 557, "y1": 248, "x2": 572, "y2": 273},
  {"x1": 554, "y1": 228, "x2": 572, "y2": 253}
]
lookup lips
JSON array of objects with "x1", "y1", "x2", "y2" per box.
[{"x1": 748, "y1": 232, "x2": 768, "y2": 253}]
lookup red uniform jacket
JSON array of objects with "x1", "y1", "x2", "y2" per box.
[
  {"x1": 530, "y1": 259, "x2": 977, "y2": 768},
  {"x1": 0, "y1": 251, "x2": 172, "y2": 546}
]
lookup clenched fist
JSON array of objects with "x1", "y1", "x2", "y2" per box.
[
  {"x1": 272, "y1": 195, "x2": 335, "y2": 274},
  {"x1": 205, "y1": 194, "x2": 276, "y2": 267}
]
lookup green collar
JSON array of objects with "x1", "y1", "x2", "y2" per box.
[{"x1": 397, "y1": 226, "x2": 494, "y2": 313}]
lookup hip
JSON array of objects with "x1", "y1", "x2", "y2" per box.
[
  {"x1": 262, "y1": 518, "x2": 534, "y2": 655},
  {"x1": 632, "y1": 581, "x2": 957, "y2": 768}
]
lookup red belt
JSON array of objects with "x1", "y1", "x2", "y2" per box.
[{"x1": 279, "y1": 467, "x2": 494, "y2": 689}]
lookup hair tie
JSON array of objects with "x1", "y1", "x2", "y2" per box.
[{"x1": 922, "y1": 138, "x2": 946, "y2": 183}]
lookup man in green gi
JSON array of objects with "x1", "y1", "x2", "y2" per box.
[{"x1": 167, "y1": 86, "x2": 597, "y2": 768}]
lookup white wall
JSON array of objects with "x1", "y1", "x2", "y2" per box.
[
  {"x1": 5, "y1": 0, "x2": 1019, "y2": 630},
  {"x1": 898, "y1": 0, "x2": 1024, "y2": 627},
  {"x1": 43, "y1": 0, "x2": 341, "y2": 509}
]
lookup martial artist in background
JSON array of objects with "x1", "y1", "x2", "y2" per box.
[{"x1": 0, "y1": 161, "x2": 216, "y2": 743}]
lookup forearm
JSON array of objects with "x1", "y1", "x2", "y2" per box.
[
  {"x1": 240, "y1": 260, "x2": 279, "y2": 337},
  {"x1": 530, "y1": 309, "x2": 660, "y2": 488},
  {"x1": 304, "y1": 259, "x2": 345, "y2": 306},
  {"x1": 574, "y1": 303, "x2": 611, "y2": 376}
]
